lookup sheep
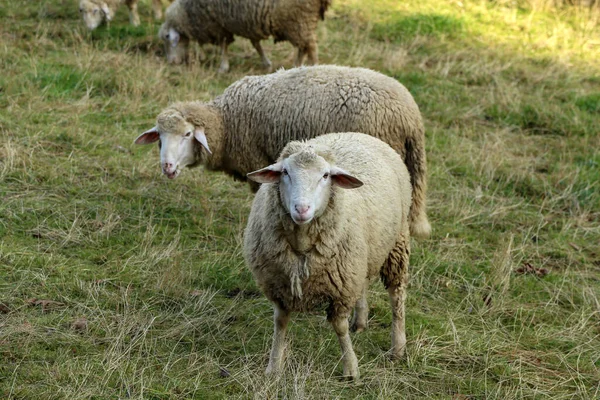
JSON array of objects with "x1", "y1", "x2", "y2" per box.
[
  {"x1": 79, "y1": 0, "x2": 171, "y2": 30},
  {"x1": 158, "y1": 0, "x2": 331, "y2": 71},
  {"x1": 134, "y1": 65, "x2": 431, "y2": 239},
  {"x1": 243, "y1": 132, "x2": 412, "y2": 379}
]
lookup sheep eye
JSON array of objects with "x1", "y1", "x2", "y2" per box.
[
  {"x1": 93, "y1": 9, "x2": 98, "y2": 14},
  {"x1": 282, "y1": 169, "x2": 288, "y2": 176},
  {"x1": 79, "y1": 8, "x2": 83, "y2": 12},
  {"x1": 184, "y1": 131, "x2": 192, "y2": 137},
  {"x1": 323, "y1": 173, "x2": 329, "y2": 180}
]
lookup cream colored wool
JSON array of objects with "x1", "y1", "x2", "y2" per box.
[
  {"x1": 150, "y1": 65, "x2": 431, "y2": 238},
  {"x1": 243, "y1": 132, "x2": 412, "y2": 378},
  {"x1": 158, "y1": 0, "x2": 330, "y2": 68}
]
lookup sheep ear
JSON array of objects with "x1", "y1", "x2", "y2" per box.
[
  {"x1": 101, "y1": 3, "x2": 112, "y2": 20},
  {"x1": 193, "y1": 128, "x2": 211, "y2": 154},
  {"x1": 330, "y1": 166, "x2": 363, "y2": 189},
  {"x1": 168, "y1": 28, "x2": 180, "y2": 47},
  {"x1": 247, "y1": 162, "x2": 283, "y2": 183},
  {"x1": 134, "y1": 127, "x2": 160, "y2": 145}
]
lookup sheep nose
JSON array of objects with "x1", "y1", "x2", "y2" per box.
[
  {"x1": 163, "y1": 162, "x2": 174, "y2": 172},
  {"x1": 295, "y1": 204, "x2": 310, "y2": 215}
]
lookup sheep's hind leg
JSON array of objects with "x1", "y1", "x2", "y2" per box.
[
  {"x1": 350, "y1": 285, "x2": 368, "y2": 333},
  {"x1": 330, "y1": 311, "x2": 359, "y2": 379},
  {"x1": 306, "y1": 41, "x2": 318, "y2": 65},
  {"x1": 382, "y1": 234, "x2": 410, "y2": 359},
  {"x1": 218, "y1": 39, "x2": 230, "y2": 73},
  {"x1": 251, "y1": 40, "x2": 272, "y2": 71},
  {"x1": 265, "y1": 304, "x2": 290, "y2": 375},
  {"x1": 294, "y1": 47, "x2": 306, "y2": 67}
]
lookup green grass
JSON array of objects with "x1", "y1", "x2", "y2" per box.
[{"x1": 1, "y1": 0, "x2": 600, "y2": 398}]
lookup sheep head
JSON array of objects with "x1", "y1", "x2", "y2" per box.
[
  {"x1": 158, "y1": 24, "x2": 189, "y2": 64},
  {"x1": 134, "y1": 108, "x2": 211, "y2": 180},
  {"x1": 247, "y1": 143, "x2": 363, "y2": 225},
  {"x1": 79, "y1": 0, "x2": 111, "y2": 30}
]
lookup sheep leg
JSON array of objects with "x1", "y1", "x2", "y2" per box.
[
  {"x1": 152, "y1": 0, "x2": 163, "y2": 20},
  {"x1": 295, "y1": 47, "x2": 306, "y2": 67},
  {"x1": 125, "y1": 0, "x2": 140, "y2": 27},
  {"x1": 265, "y1": 304, "x2": 290, "y2": 375},
  {"x1": 306, "y1": 41, "x2": 318, "y2": 65},
  {"x1": 251, "y1": 40, "x2": 272, "y2": 70},
  {"x1": 218, "y1": 39, "x2": 230, "y2": 73},
  {"x1": 330, "y1": 313, "x2": 359, "y2": 379},
  {"x1": 382, "y1": 235, "x2": 410, "y2": 359},
  {"x1": 350, "y1": 285, "x2": 368, "y2": 333}
]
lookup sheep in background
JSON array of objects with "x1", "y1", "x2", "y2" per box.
[
  {"x1": 135, "y1": 66, "x2": 430, "y2": 239},
  {"x1": 79, "y1": 0, "x2": 171, "y2": 30},
  {"x1": 158, "y1": 0, "x2": 331, "y2": 71},
  {"x1": 244, "y1": 132, "x2": 412, "y2": 379}
]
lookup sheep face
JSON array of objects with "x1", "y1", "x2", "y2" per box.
[
  {"x1": 248, "y1": 147, "x2": 363, "y2": 225},
  {"x1": 159, "y1": 25, "x2": 189, "y2": 64},
  {"x1": 79, "y1": 0, "x2": 109, "y2": 30},
  {"x1": 135, "y1": 118, "x2": 211, "y2": 179}
]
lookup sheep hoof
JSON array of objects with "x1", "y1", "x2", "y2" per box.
[
  {"x1": 350, "y1": 321, "x2": 366, "y2": 333},
  {"x1": 341, "y1": 369, "x2": 359, "y2": 381},
  {"x1": 265, "y1": 365, "x2": 280, "y2": 376},
  {"x1": 389, "y1": 348, "x2": 406, "y2": 361}
]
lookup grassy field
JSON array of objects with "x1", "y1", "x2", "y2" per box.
[{"x1": 1, "y1": 0, "x2": 599, "y2": 398}]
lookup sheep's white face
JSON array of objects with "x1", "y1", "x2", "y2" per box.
[
  {"x1": 134, "y1": 124, "x2": 211, "y2": 179},
  {"x1": 247, "y1": 149, "x2": 363, "y2": 225},
  {"x1": 159, "y1": 25, "x2": 188, "y2": 64},
  {"x1": 79, "y1": 0, "x2": 109, "y2": 30}
]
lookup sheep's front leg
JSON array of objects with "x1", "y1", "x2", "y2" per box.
[
  {"x1": 126, "y1": 0, "x2": 140, "y2": 26},
  {"x1": 265, "y1": 304, "x2": 290, "y2": 375},
  {"x1": 330, "y1": 313, "x2": 359, "y2": 379},
  {"x1": 251, "y1": 40, "x2": 272, "y2": 70},
  {"x1": 351, "y1": 285, "x2": 368, "y2": 333},
  {"x1": 218, "y1": 39, "x2": 230, "y2": 73}
]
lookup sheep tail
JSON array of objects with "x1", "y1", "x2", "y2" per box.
[
  {"x1": 404, "y1": 129, "x2": 431, "y2": 239},
  {"x1": 319, "y1": 0, "x2": 332, "y2": 20}
]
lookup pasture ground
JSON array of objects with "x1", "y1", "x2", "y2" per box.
[{"x1": 1, "y1": 0, "x2": 599, "y2": 398}]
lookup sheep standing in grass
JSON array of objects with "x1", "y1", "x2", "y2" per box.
[
  {"x1": 79, "y1": 0, "x2": 171, "y2": 30},
  {"x1": 158, "y1": 0, "x2": 331, "y2": 70},
  {"x1": 243, "y1": 132, "x2": 412, "y2": 379},
  {"x1": 135, "y1": 65, "x2": 430, "y2": 239}
]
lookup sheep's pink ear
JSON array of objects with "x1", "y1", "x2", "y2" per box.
[
  {"x1": 134, "y1": 127, "x2": 160, "y2": 145},
  {"x1": 193, "y1": 128, "x2": 211, "y2": 154},
  {"x1": 330, "y1": 166, "x2": 363, "y2": 189},
  {"x1": 247, "y1": 162, "x2": 283, "y2": 183}
]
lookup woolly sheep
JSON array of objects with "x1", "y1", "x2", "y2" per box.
[
  {"x1": 243, "y1": 132, "x2": 412, "y2": 379},
  {"x1": 158, "y1": 0, "x2": 331, "y2": 71},
  {"x1": 134, "y1": 65, "x2": 431, "y2": 239},
  {"x1": 79, "y1": 0, "x2": 171, "y2": 30}
]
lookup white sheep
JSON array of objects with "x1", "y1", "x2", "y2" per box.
[
  {"x1": 79, "y1": 0, "x2": 171, "y2": 30},
  {"x1": 158, "y1": 0, "x2": 331, "y2": 70},
  {"x1": 135, "y1": 65, "x2": 431, "y2": 239},
  {"x1": 243, "y1": 132, "x2": 412, "y2": 379}
]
